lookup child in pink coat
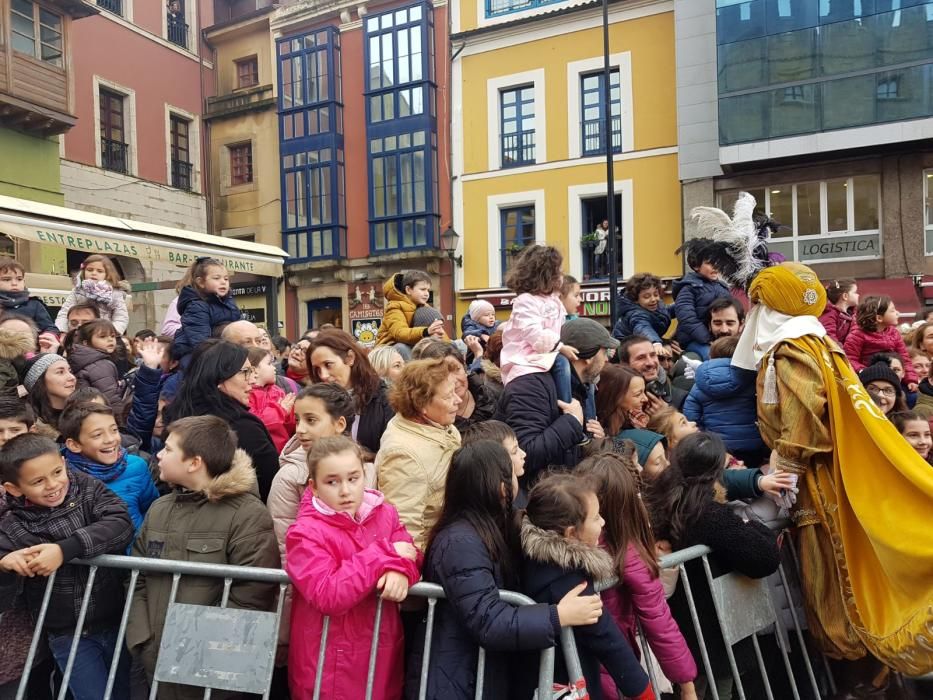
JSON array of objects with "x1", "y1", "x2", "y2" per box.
[
  {"x1": 248, "y1": 347, "x2": 295, "y2": 452},
  {"x1": 844, "y1": 295, "x2": 918, "y2": 390},
  {"x1": 285, "y1": 436, "x2": 422, "y2": 700}
]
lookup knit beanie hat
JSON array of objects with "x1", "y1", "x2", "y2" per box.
[
  {"x1": 615, "y1": 429, "x2": 667, "y2": 467},
  {"x1": 412, "y1": 305, "x2": 443, "y2": 328},
  {"x1": 858, "y1": 362, "x2": 903, "y2": 396},
  {"x1": 469, "y1": 300, "x2": 495, "y2": 323},
  {"x1": 19, "y1": 353, "x2": 66, "y2": 392}
]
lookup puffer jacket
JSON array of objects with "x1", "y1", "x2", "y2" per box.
[
  {"x1": 519, "y1": 518, "x2": 652, "y2": 700},
  {"x1": 406, "y1": 520, "x2": 559, "y2": 700},
  {"x1": 55, "y1": 280, "x2": 130, "y2": 334},
  {"x1": 672, "y1": 272, "x2": 731, "y2": 347},
  {"x1": 843, "y1": 325, "x2": 918, "y2": 382},
  {"x1": 612, "y1": 296, "x2": 674, "y2": 344},
  {"x1": 682, "y1": 358, "x2": 765, "y2": 462},
  {"x1": 0, "y1": 291, "x2": 57, "y2": 332},
  {"x1": 126, "y1": 450, "x2": 279, "y2": 699},
  {"x1": 171, "y1": 285, "x2": 241, "y2": 360},
  {"x1": 68, "y1": 343, "x2": 124, "y2": 414},
  {"x1": 375, "y1": 415, "x2": 460, "y2": 550},
  {"x1": 248, "y1": 382, "x2": 293, "y2": 452},
  {"x1": 0, "y1": 328, "x2": 35, "y2": 396},
  {"x1": 375, "y1": 274, "x2": 448, "y2": 347},
  {"x1": 460, "y1": 313, "x2": 498, "y2": 340},
  {"x1": 818, "y1": 304, "x2": 854, "y2": 345},
  {"x1": 453, "y1": 372, "x2": 499, "y2": 434},
  {"x1": 599, "y1": 542, "x2": 696, "y2": 698},
  {"x1": 286, "y1": 489, "x2": 421, "y2": 700},
  {"x1": 63, "y1": 450, "x2": 159, "y2": 533}
]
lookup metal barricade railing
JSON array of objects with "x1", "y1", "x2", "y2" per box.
[
  {"x1": 12, "y1": 554, "x2": 577, "y2": 700},
  {"x1": 595, "y1": 523, "x2": 836, "y2": 700}
]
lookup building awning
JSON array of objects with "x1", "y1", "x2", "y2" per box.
[{"x1": 0, "y1": 194, "x2": 288, "y2": 277}]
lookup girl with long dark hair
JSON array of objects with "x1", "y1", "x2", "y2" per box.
[
  {"x1": 407, "y1": 441, "x2": 603, "y2": 699},
  {"x1": 164, "y1": 340, "x2": 279, "y2": 500}
]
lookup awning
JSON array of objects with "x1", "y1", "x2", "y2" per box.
[{"x1": 0, "y1": 194, "x2": 288, "y2": 277}]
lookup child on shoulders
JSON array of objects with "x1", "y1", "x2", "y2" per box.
[
  {"x1": 613, "y1": 273, "x2": 674, "y2": 347},
  {"x1": 460, "y1": 299, "x2": 499, "y2": 342},
  {"x1": 171, "y1": 258, "x2": 241, "y2": 362},
  {"x1": 844, "y1": 295, "x2": 918, "y2": 390},
  {"x1": 67, "y1": 319, "x2": 126, "y2": 415},
  {"x1": 818, "y1": 278, "x2": 858, "y2": 345},
  {"x1": 375, "y1": 270, "x2": 447, "y2": 358},
  {"x1": 0, "y1": 257, "x2": 58, "y2": 337},
  {"x1": 55, "y1": 255, "x2": 130, "y2": 335},
  {"x1": 561, "y1": 275, "x2": 583, "y2": 321},
  {"x1": 673, "y1": 241, "x2": 731, "y2": 361}
]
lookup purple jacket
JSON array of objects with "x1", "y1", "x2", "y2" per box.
[{"x1": 600, "y1": 542, "x2": 697, "y2": 696}]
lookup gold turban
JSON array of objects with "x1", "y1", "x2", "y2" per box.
[{"x1": 748, "y1": 262, "x2": 827, "y2": 317}]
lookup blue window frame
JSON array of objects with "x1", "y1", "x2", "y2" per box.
[
  {"x1": 500, "y1": 206, "x2": 535, "y2": 284},
  {"x1": 581, "y1": 69, "x2": 621, "y2": 157},
  {"x1": 486, "y1": 0, "x2": 563, "y2": 19},
  {"x1": 365, "y1": 2, "x2": 439, "y2": 253},
  {"x1": 277, "y1": 27, "x2": 346, "y2": 261},
  {"x1": 500, "y1": 85, "x2": 535, "y2": 167}
]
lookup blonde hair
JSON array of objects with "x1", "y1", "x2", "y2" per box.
[
  {"x1": 646, "y1": 406, "x2": 678, "y2": 444},
  {"x1": 367, "y1": 345, "x2": 403, "y2": 383},
  {"x1": 81, "y1": 255, "x2": 122, "y2": 286}
]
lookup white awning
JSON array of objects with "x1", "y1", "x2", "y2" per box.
[{"x1": 0, "y1": 194, "x2": 288, "y2": 277}]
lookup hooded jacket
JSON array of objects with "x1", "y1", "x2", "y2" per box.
[
  {"x1": 818, "y1": 304, "x2": 854, "y2": 345},
  {"x1": 286, "y1": 489, "x2": 421, "y2": 700},
  {"x1": 682, "y1": 358, "x2": 765, "y2": 460},
  {"x1": 63, "y1": 450, "x2": 159, "y2": 533},
  {"x1": 375, "y1": 414, "x2": 460, "y2": 550},
  {"x1": 460, "y1": 313, "x2": 499, "y2": 340},
  {"x1": 612, "y1": 296, "x2": 674, "y2": 345},
  {"x1": 68, "y1": 343, "x2": 124, "y2": 413},
  {"x1": 0, "y1": 328, "x2": 35, "y2": 395},
  {"x1": 375, "y1": 274, "x2": 448, "y2": 347},
  {"x1": 599, "y1": 542, "x2": 696, "y2": 698},
  {"x1": 126, "y1": 450, "x2": 279, "y2": 698},
  {"x1": 0, "y1": 291, "x2": 57, "y2": 333},
  {"x1": 406, "y1": 519, "x2": 560, "y2": 700},
  {"x1": 519, "y1": 518, "x2": 651, "y2": 700},
  {"x1": 672, "y1": 272, "x2": 731, "y2": 347},
  {"x1": 843, "y1": 325, "x2": 918, "y2": 382},
  {"x1": 171, "y1": 285, "x2": 242, "y2": 360},
  {"x1": 0, "y1": 469, "x2": 133, "y2": 633},
  {"x1": 55, "y1": 279, "x2": 131, "y2": 334}
]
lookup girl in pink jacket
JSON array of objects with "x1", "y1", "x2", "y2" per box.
[
  {"x1": 578, "y1": 451, "x2": 698, "y2": 700},
  {"x1": 844, "y1": 295, "x2": 918, "y2": 390},
  {"x1": 285, "y1": 435, "x2": 422, "y2": 700}
]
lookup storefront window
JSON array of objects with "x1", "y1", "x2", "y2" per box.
[{"x1": 924, "y1": 170, "x2": 933, "y2": 255}]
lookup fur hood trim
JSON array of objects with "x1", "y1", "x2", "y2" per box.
[
  {"x1": 480, "y1": 359, "x2": 502, "y2": 383},
  {"x1": 0, "y1": 329, "x2": 37, "y2": 361},
  {"x1": 201, "y1": 449, "x2": 258, "y2": 502},
  {"x1": 520, "y1": 515, "x2": 615, "y2": 581}
]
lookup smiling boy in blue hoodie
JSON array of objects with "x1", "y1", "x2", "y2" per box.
[
  {"x1": 612, "y1": 273, "x2": 674, "y2": 347},
  {"x1": 672, "y1": 242, "x2": 731, "y2": 360}
]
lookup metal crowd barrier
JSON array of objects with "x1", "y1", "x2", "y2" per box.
[{"x1": 11, "y1": 554, "x2": 581, "y2": 700}]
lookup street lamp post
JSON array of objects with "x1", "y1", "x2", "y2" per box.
[
  {"x1": 602, "y1": 0, "x2": 619, "y2": 329},
  {"x1": 440, "y1": 226, "x2": 462, "y2": 331}
]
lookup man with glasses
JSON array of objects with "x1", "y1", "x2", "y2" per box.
[{"x1": 221, "y1": 320, "x2": 265, "y2": 348}]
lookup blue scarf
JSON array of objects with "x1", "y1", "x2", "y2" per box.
[{"x1": 63, "y1": 446, "x2": 129, "y2": 483}]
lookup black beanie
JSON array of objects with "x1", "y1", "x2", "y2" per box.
[{"x1": 858, "y1": 362, "x2": 902, "y2": 396}]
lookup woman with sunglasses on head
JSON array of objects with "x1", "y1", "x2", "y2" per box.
[{"x1": 164, "y1": 339, "x2": 280, "y2": 501}]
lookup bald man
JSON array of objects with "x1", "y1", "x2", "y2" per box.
[{"x1": 221, "y1": 320, "x2": 264, "y2": 347}]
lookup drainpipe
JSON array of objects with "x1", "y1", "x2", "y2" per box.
[{"x1": 198, "y1": 3, "x2": 214, "y2": 236}]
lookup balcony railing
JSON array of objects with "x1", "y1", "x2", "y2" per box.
[
  {"x1": 582, "y1": 116, "x2": 623, "y2": 157},
  {"x1": 101, "y1": 138, "x2": 128, "y2": 174},
  {"x1": 500, "y1": 130, "x2": 536, "y2": 168},
  {"x1": 171, "y1": 159, "x2": 192, "y2": 191},
  {"x1": 167, "y1": 15, "x2": 189, "y2": 49},
  {"x1": 97, "y1": 0, "x2": 122, "y2": 15}
]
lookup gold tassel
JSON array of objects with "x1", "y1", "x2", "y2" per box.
[{"x1": 763, "y1": 354, "x2": 779, "y2": 405}]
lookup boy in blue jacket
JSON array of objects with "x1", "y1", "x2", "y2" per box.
[
  {"x1": 612, "y1": 273, "x2": 674, "y2": 345},
  {"x1": 60, "y1": 401, "x2": 159, "y2": 534},
  {"x1": 0, "y1": 257, "x2": 59, "y2": 336},
  {"x1": 673, "y1": 241, "x2": 731, "y2": 360}
]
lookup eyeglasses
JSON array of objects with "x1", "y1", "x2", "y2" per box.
[{"x1": 867, "y1": 385, "x2": 897, "y2": 398}]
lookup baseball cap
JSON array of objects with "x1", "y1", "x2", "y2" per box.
[{"x1": 560, "y1": 318, "x2": 620, "y2": 359}]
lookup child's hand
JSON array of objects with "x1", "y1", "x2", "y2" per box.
[
  {"x1": 138, "y1": 338, "x2": 165, "y2": 370},
  {"x1": 556, "y1": 582, "x2": 603, "y2": 626},
  {"x1": 38, "y1": 333, "x2": 60, "y2": 354},
  {"x1": 559, "y1": 345, "x2": 579, "y2": 361},
  {"x1": 23, "y1": 544, "x2": 63, "y2": 576},
  {"x1": 758, "y1": 471, "x2": 797, "y2": 498},
  {"x1": 392, "y1": 541, "x2": 419, "y2": 562},
  {"x1": 427, "y1": 319, "x2": 445, "y2": 338},
  {"x1": 908, "y1": 382, "x2": 919, "y2": 393},
  {"x1": 0, "y1": 549, "x2": 36, "y2": 576},
  {"x1": 279, "y1": 393, "x2": 297, "y2": 413},
  {"x1": 377, "y1": 571, "x2": 410, "y2": 602},
  {"x1": 557, "y1": 399, "x2": 584, "y2": 426},
  {"x1": 655, "y1": 539, "x2": 673, "y2": 559}
]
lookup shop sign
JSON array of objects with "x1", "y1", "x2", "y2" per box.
[
  {"x1": 352, "y1": 319, "x2": 382, "y2": 348},
  {"x1": 231, "y1": 283, "x2": 268, "y2": 297},
  {"x1": 240, "y1": 308, "x2": 266, "y2": 324},
  {"x1": 798, "y1": 233, "x2": 881, "y2": 263},
  {"x1": 479, "y1": 288, "x2": 615, "y2": 318},
  {"x1": 348, "y1": 284, "x2": 384, "y2": 348}
]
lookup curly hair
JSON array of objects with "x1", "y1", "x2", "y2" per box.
[
  {"x1": 388, "y1": 357, "x2": 460, "y2": 419},
  {"x1": 856, "y1": 295, "x2": 891, "y2": 333},
  {"x1": 504, "y1": 245, "x2": 563, "y2": 296},
  {"x1": 624, "y1": 273, "x2": 662, "y2": 302}
]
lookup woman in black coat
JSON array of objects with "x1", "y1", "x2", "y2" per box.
[
  {"x1": 406, "y1": 441, "x2": 602, "y2": 700},
  {"x1": 163, "y1": 339, "x2": 279, "y2": 501},
  {"x1": 306, "y1": 329, "x2": 394, "y2": 454}
]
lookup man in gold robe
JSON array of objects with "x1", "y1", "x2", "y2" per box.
[{"x1": 731, "y1": 263, "x2": 933, "y2": 683}]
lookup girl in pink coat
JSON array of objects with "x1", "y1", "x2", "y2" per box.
[
  {"x1": 578, "y1": 451, "x2": 698, "y2": 700},
  {"x1": 285, "y1": 436, "x2": 422, "y2": 700},
  {"x1": 844, "y1": 295, "x2": 918, "y2": 390}
]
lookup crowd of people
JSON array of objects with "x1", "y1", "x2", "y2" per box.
[{"x1": 0, "y1": 236, "x2": 930, "y2": 700}]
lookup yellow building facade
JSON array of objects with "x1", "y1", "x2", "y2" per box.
[
  {"x1": 451, "y1": 0, "x2": 682, "y2": 319},
  {"x1": 204, "y1": 8, "x2": 285, "y2": 329}
]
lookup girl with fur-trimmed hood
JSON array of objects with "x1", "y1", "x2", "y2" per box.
[
  {"x1": 520, "y1": 472, "x2": 654, "y2": 700},
  {"x1": 54, "y1": 255, "x2": 130, "y2": 334}
]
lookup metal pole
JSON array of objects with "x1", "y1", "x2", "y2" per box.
[{"x1": 602, "y1": 0, "x2": 619, "y2": 329}]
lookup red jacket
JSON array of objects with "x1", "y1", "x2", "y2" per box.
[
  {"x1": 600, "y1": 543, "x2": 697, "y2": 697},
  {"x1": 248, "y1": 383, "x2": 294, "y2": 452},
  {"x1": 285, "y1": 489, "x2": 422, "y2": 700},
  {"x1": 843, "y1": 325, "x2": 918, "y2": 383},
  {"x1": 818, "y1": 304, "x2": 854, "y2": 345}
]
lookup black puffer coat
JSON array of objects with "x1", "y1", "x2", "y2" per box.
[
  {"x1": 405, "y1": 520, "x2": 559, "y2": 699},
  {"x1": 69, "y1": 343, "x2": 124, "y2": 414}
]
